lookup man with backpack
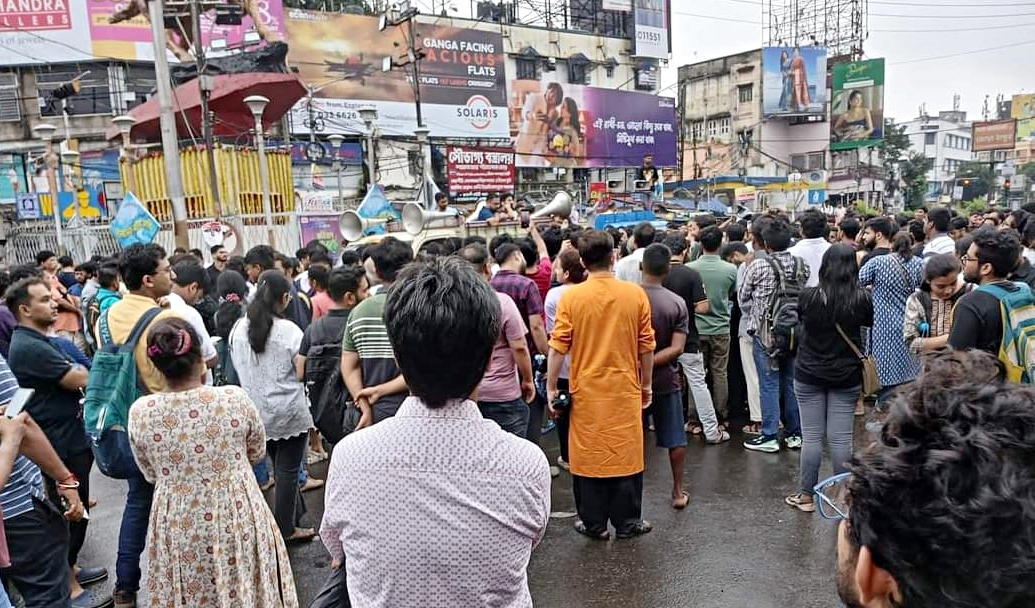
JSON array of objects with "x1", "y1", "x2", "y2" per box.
[
  {"x1": 297, "y1": 267, "x2": 369, "y2": 446},
  {"x1": 950, "y1": 228, "x2": 1035, "y2": 381},
  {"x1": 99, "y1": 244, "x2": 179, "y2": 608},
  {"x1": 738, "y1": 218, "x2": 808, "y2": 453}
]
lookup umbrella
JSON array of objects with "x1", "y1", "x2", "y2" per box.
[{"x1": 106, "y1": 72, "x2": 307, "y2": 142}]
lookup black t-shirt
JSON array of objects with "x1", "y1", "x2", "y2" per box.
[
  {"x1": 662, "y1": 265, "x2": 708, "y2": 353},
  {"x1": 7, "y1": 326, "x2": 91, "y2": 459},
  {"x1": 794, "y1": 288, "x2": 874, "y2": 388},
  {"x1": 948, "y1": 281, "x2": 1018, "y2": 355}
]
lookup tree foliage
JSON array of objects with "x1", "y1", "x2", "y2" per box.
[
  {"x1": 900, "y1": 151, "x2": 932, "y2": 209},
  {"x1": 880, "y1": 119, "x2": 910, "y2": 172}
]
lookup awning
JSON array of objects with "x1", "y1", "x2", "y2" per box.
[
  {"x1": 106, "y1": 72, "x2": 307, "y2": 142},
  {"x1": 568, "y1": 53, "x2": 591, "y2": 65}
]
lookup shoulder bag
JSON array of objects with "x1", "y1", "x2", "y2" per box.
[{"x1": 835, "y1": 323, "x2": 881, "y2": 397}]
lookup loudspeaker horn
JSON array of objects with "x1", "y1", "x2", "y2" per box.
[
  {"x1": 530, "y1": 191, "x2": 573, "y2": 220},
  {"x1": 339, "y1": 210, "x2": 388, "y2": 241},
  {"x1": 401, "y1": 202, "x2": 457, "y2": 235}
]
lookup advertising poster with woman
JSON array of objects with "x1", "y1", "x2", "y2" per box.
[
  {"x1": 761, "y1": 46, "x2": 827, "y2": 116},
  {"x1": 831, "y1": 58, "x2": 885, "y2": 151}
]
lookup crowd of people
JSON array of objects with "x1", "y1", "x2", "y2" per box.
[{"x1": 0, "y1": 199, "x2": 1033, "y2": 607}]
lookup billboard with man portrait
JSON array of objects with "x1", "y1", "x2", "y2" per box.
[{"x1": 830, "y1": 58, "x2": 885, "y2": 151}]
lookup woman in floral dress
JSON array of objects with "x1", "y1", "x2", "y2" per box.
[{"x1": 128, "y1": 317, "x2": 297, "y2": 607}]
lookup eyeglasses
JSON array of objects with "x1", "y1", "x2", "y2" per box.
[
  {"x1": 813, "y1": 472, "x2": 851, "y2": 521},
  {"x1": 960, "y1": 254, "x2": 975, "y2": 264}
]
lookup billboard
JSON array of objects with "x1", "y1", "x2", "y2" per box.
[
  {"x1": 634, "y1": 0, "x2": 670, "y2": 59},
  {"x1": 446, "y1": 146, "x2": 515, "y2": 204},
  {"x1": 284, "y1": 9, "x2": 507, "y2": 138},
  {"x1": 1011, "y1": 94, "x2": 1035, "y2": 142},
  {"x1": 761, "y1": 46, "x2": 828, "y2": 117},
  {"x1": 830, "y1": 58, "x2": 885, "y2": 151},
  {"x1": 603, "y1": 0, "x2": 633, "y2": 9},
  {"x1": 972, "y1": 119, "x2": 1018, "y2": 152},
  {"x1": 0, "y1": 0, "x2": 284, "y2": 65},
  {"x1": 510, "y1": 77, "x2": 677, "y2": 168}
]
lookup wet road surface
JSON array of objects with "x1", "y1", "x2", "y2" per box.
[{"x1": 80, "y1": 428, "x2": 844, "y2": 607}]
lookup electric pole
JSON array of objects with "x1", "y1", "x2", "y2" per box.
[
  {"x1": 148, "y1": 0, "x2": 190, "y2": 250},
  {"x1": 190, "y1": 0, "x2": 224, "y2": 218}
]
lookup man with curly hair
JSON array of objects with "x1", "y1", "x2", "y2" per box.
[{"x1": 834, "y1": 349, "x2": 1034, "y2": 608}]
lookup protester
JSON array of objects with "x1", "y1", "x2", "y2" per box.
[
  {"x1": 321, "y1": 257, "x2": 551, "y2": 606},
  {"x1": 949, "y1": 227, "x2": 1025, "y2": 354},
  {"x1": 614, "y1": 221, "x2": 655, "y2": 283},
  {"x1": 903, "y1": 253, "x2": 971, "y2": 354},
  {"x1": 785, "y1": 245, "x2": 872, "y2": 513},
  {"x1": 229, "y1": 270, "x2": 316, "y2": 543},
  {"x1": 922, "y1": 206, "x2": 955, "y2": 256},
  {"x1": 129, "y1": 318, "x2": 297, "y2": 607},
  {"x1": 167, "y1": 259, "x2": 218, "y2": 383},
  {"x1": 832, "y1": 349, "x2": 1034, "y2": 608},
  {"x1": 543, "y1": 249, "x2": 587, "y2": 470},
  {"x1": 547, "y1": 229, "x2": 655, "y2": 540},
  {"x1": 788, "y1": 209, "x2": 831, "y2": 287}
]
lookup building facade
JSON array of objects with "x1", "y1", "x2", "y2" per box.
[{"x1": 902, "y1": 110, "x2": 974, "y2": 203}]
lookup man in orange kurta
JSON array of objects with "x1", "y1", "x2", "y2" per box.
[{"x1": 547, "y1": 229, "x2": 656, "y2": 540}]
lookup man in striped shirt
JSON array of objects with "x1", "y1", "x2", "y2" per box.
[
  {"x1": 342, "y1": 237, "x2": 413, "y2": 429},
  {"x1": 0, "y1": 354, "x2": 86, "y2": 607}
]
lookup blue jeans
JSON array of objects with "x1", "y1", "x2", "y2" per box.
[
  {"x1": 115, "y1": 472, "x2": 154, "y2": 592},
  {"x1": 253, "y1": 455, "x2": 307, "y2": 486},
  {"x1": 477, "y1": 398, "x2": 530, "y2": 437},
  {"x1": 752, "y1": 337, "x2": 801, "y2": 439}
]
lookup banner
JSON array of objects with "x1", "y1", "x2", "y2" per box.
[
  {"x1": 0, "y1": 1, "x2": 92, "y2": 65},
  {"x1": 761, "y1": 46, "x2": 828, "y2": 117},
  {"x1": 603, "y1": 0, "x2": 632, "y2": 10},
  {"x1": 110, "y1": 192, "x2": 160, "y2": 247},
  {"x1": 446, "y1": 146, "x2": 514, "y2": 204},
  {"x1": 86, "y1": 0, "x2": 284, "y2": 62},
  {"x1": 298, "y1": 215, "x2": 343, "y2": 261},
  {"x1": 510, "y1": 77, "x2": 677, "y2": 168},
  {"x1": 285, "y1": 10, "x2": 507, "y2": 138},
  {"x1": 830, "y1": 58, "x2": 885, "y2": 151},
  {"x1": 0, "y1": 154, "x2": 27, "y2": 205},
  {"x1": 1011, "y1": 94, "x2": 1035, "y2": 142},
  {"x1": 634, "y1": 0, "x2": 669, "y2": 59},
  {"x1": 972, "y1": 119, "x2": 1017, "y2": 152}
]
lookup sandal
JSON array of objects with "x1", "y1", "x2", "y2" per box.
[
  {"x1": 741, "y1": 422, "x2": 761, "y2": 435},
  {"x1": 616, "y1": 520, "x2": 653, "y2": 539},
  {"x1": 672, "y1": 491, "x2": 690, "y2": 510},
  {"x1": 684, "y1": 422, "x2": 703, "y2": 435},
  {"x1": 705, "y1": 430, "x2": 731, "y2": 444},
  {"x1": 574, "y1": 520, "x2": 610, "y2": 541},
  {"x1": 285, "y1": 527, "x2": 317, "y2": 544}
]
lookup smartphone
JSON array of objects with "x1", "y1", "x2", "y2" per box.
[{"x1": 5, "y1": 388, "x2": 34, "y2": 418}]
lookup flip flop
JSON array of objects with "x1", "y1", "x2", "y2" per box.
[
  {"x1": 285, "y1": 527, "x2": 317, "y2": 544},
  {"x1": 672, "y1": 491, "x2": 690, "y2": 510},
  {"x1": 574, "y1": 520, "x2": 610, "y2": 541}
]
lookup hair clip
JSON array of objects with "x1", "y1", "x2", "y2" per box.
[{"x1": 175, "y1": 328, "x2": 192, "y2": 356}]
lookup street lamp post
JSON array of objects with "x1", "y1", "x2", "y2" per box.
[
  {"x1": 59, "y1": 149, "x2": 81, "y2": 216},
  {"x1": 327, "y1": 133, "x2": 345, "y2": 207},
  {"x1": 111, "y1": 115, "x2": 138, "y2": 197},
  {"x1": 358, "y1": 105, "x2": 377, "y2": 193},
  {"x1": 244, "y1": 95, "x2": 275, "y2": 246},
  {"x1": 414, "y1": 126, "x2": 431, "y2": 209},
  {"x1": 788, "y1": 171, "x2": 802, "y2": 220},
  {"x1": 33, "y1": 122, "x2": 64, "y2": 253}
]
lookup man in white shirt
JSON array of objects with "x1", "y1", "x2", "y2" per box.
[
  {"x1": 789, "y1": 209, "x2": 831, "y2": 287},
  {"x1": 321, "y1": 257, "x2": 550, "y2": 607},
  {"x1": 923, "y1": 206, "x2": 955, "y2": 258},
  {"x1": 614, "y1": 221, "x2": 656, "y2": 283},
  {"x1": 167, "y1": 259, "x2": 218, "y2": 384}
]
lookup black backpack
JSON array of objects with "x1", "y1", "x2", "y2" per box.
[
  {"x1": 304, "y1": 320, "x2": 358, "y2": 445},
  {"x1": 765, "y1": 257, "x2": 806, "y2": 359}
]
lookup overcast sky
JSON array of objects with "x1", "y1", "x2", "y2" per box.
[{"x1": 661, "y1": 0, "x2": 1034, "y2": 123}]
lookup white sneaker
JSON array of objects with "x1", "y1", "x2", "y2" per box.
[{"x1": 556, "y1": 456, "x2": 569, "y2": 471}]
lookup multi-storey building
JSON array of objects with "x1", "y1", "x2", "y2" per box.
[{"x1": 902, "y1": 110, "x2": 974, "y2": 203}]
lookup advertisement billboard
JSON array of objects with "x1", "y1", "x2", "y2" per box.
[
  {"x1": 510, "y1": 77, "x2": 677, "y2": 168},
  {"x1": 284, "y1": 10, "x2": 507, "y2": 139},
  {"x1": 602, "y1": 0, "x2": 632, "y2": 10},
  {"x1": 830, "y1": 58, "x2": 885, "y2": 151},
  {"x1": 1011, "y1": 94, "x2": 1035, "y2": 142},
  {"x1": 0, "y1": 0, "x2": 284, "y2": 65},
  {"x1": 298, "y1": 215, "x2": 343, "y2": 261},
  {"x1": 446, "y1": 146, "x2": 515, "y2": 204},
  {"x1": 761, "y1": 46, "x2": 828, "y2": 117},
  {"x1": 972, "y1": 119, "x2": 1018, "y2": 152},
  {"x1": 634, "y1": 0, "x2": 669, "y2": 59}
]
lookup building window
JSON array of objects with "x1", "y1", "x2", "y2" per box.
[
  {"x1": 121, "y1": 63, "x2": 157, "y2": 113},
  {"x1": 924, "y1": 132, "x2": 936, "y2": 145},
  {"x1": 706, "y1": 120, "x2": 717, "y2": 138},
  {"x1": 718, "y1": 117, "x2": 731, "y2": 135},
  {"x1": 790, "y1": 152, "x2": 825, "y2": 171},
  {"x1": 0, "y1": 71, "x2": 19, "y2": 122},
  {"x1": 690, "y1": 121, "x2": 703, "y2": 142},
  {"x1": 36, "y1": 63, "x2": 113, "y2": 116},
  {"x1": 737, "y1": 84, "x2": 753, "y2": 104},
  {"x1": 568, "y1": 62, "x2": 588, "y2": 85},
  {"x1": 516, "y1": 58, "x2": 537, "y2": 81}
]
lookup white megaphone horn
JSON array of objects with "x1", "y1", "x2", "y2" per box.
[
  {"x1": 530, "y1": 191, "x2": 573, "y2": 220},
  {"x1": 339, "y1": 210, "x2": 388, "y2": 241},
  {"x1": 401, "y1": 202, "x2": 458, "y2": 235}
]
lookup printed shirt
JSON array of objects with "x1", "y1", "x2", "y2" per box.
[
  {"x1": 0, "y1": 355, "x2": 45, "y2": 522},
  {"x1": 320, "y1": 396, "x2": 551, "y2": 608},
  {"x1": 738, "y1": 251, "x2": 809, "y2": 347},
  {"x1": 491, "y1": 270, "x2": 545, "y2": 355},
  {"x1": 342, "y1": 293, "x2": 406, "y2": 415}
]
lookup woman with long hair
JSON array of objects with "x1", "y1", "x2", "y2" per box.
[
  {"x1": 858, "y1": 231, "x2": 924, "y2": 401},
  {"x1": 543, "y1": 248, "x2": 587, "y2": 470},
  {"x1": 229, "y1": 270, "x2": 315, "y2": 543},
  {"x1": 903, "y1": 253, "x2": 972, "y2": 353},
  {"x1": 785, "y1": 245, "x2": 873, "y2": 512},
  {"x1": 128, "y1": 318, "x2": 298, "y2": 606}
]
